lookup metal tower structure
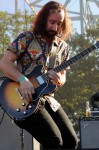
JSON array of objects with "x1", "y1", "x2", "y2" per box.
[
  {"x1": 17, "y1": 0, "x2": 99, "y2": 33},
  {"x1": 15, "y1": 0, "x2": 18, "y2": 13}
]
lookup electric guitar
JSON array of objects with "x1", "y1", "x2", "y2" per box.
[{"x1": 0, "y1": 40, "x2": 99, "y2": 120}]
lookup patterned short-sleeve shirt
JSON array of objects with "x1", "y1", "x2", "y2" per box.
[{"x1": 7, "y1": 31, "x2": 69, "y2": 75}]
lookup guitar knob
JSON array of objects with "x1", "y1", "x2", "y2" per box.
[
  {"x1": 28, "y1": 105, "x2": 32, "y2": 109},
  {"x1": 23, "y1": 111, "x2": 27, "y2": 115},
  {"x1": 16, "y1": 108, "x2": 20, "y2": 112},
  {"x1": 22, "y1": 102, "x2": 26, "y2": 106}
]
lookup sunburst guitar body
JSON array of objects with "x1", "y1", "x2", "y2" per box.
[{"x1": 0, "y1": 65, "x2": 56, "y2": 120}]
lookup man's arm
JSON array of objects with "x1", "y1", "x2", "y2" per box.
[
  {"x1": 0, "y1": 51, "x2": 23, "y2": 81},
  {"x1": 0, "y1": 50, "x2": 35, "y2": 100}
]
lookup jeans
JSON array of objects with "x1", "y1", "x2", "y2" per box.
[{"x1": 15, "y1": 101, "x2": 78, "y2": 149}]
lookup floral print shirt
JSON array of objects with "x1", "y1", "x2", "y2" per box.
[
  {"x1": 7, "y1": 31, "x2": 69, "y2": 75},
  {"x1": 7, "y1": 31, "x2": 69, "y2": 111}
]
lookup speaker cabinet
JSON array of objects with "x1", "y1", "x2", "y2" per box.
[
  {"x1": 79, "y1": 117, "x2": 99, "y2": 149},
  {"x1": 0, "y1": 108, "x2": 33, "y2": 150}
]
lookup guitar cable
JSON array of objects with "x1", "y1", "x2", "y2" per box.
[
  {"x1": 0, "y1": 106, "x2": 5, "y2": 125},
  {"x1": 20, "y1": 128, "x2": 24, "y2": 150},
  {"x1": 0, "y1": 77, "x2": 6, "y2": 125}
]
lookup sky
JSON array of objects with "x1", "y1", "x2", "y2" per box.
[{"x1": 0, "y1": 0, "x2": 99, "y2": 33}]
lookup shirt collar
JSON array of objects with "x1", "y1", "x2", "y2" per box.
[{"x1": 34, "y1": 31, "x2": 59, "y2": 47}]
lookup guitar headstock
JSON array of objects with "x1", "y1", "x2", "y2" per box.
[{"x1": 95, "y1": 39, "x2": 99, "y2": 48}]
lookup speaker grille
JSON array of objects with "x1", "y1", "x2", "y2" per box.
[
  {"x1": 0, "y1": 108, "x2": 33, "y2": 150},
  {"x1": 80, "y1": 117, "x2": 99, "y2": 149}
]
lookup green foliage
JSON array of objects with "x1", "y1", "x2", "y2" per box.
[
  {"x1": 0, "y1": 11, "x2": 34, "y2": 55},
  {"x1": 55, "y1": 25, "x2": 99, "y2": 131},
  {"x1": 0, "y1": 12, "x2": 11, "y2": 54}
]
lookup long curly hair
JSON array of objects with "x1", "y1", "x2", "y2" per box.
[{"x1": 32, "y1": 1, "x2": 72, "y2": 40}]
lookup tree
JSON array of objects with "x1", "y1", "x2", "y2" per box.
[
  {"x1": 0, "y1": 11, "x2": 34, "y2": 76},
  {"x1": 0, "y1": 12, "x2": 11, "y2": 55},
  {"x1": 55, "y1": 25, "x2": 99, "y2": 131},
  {"x1": 9, "y1": 11, "x2": 33, "y2": 39}
]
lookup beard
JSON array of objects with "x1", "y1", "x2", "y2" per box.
[{"x1": 44, "y1": 30, "x2": 58, "y2": 38}]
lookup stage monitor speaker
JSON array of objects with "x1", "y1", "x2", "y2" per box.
[
  {"x1": 79, "y1": 117, "x2": 99, "y2": 149},
  {"x1": 0, "y1": 108, "x2": 33, "y2": 150}
]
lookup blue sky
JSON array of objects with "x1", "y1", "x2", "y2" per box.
[
  {"x1": 0, "y1": 0, "x2": 99, "y2": 33},
  {"x1": 0, "y1": 0, "x2": 98, "y2": 15}
]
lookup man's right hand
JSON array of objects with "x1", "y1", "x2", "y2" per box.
[{"x1": 19, "y1": 77, "x2": 35, "y2": 101}]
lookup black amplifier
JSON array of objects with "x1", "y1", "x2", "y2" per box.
[{"x1": 79, "y1": 117, "x2": 99, "y2": 149}]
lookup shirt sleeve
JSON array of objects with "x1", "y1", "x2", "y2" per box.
[{"x1": 7, "y1": 31, "x2": 33, "y2": 57}]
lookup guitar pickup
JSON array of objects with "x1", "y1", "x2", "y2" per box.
[
  {"x1": 16, "y1": 88, "x2": 23, "y2": 100},
  {"x1": 37, "y1": 76, "x2": 44, "y2": 85}
]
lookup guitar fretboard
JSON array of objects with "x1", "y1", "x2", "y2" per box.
[
  {"x1": 53, "y1": 44, "x2": 97, "y2": 73},
  {"x1": 42, "y1": 42, "x2": 98, "y2": 82}
]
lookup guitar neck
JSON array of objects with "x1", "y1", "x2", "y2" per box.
[
  {"x1": 53, "y1": 44, "x2": 97, "y2": 73},
  {"x1": 41, "y1": 41, "x2": 98, "y2": 82}
]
